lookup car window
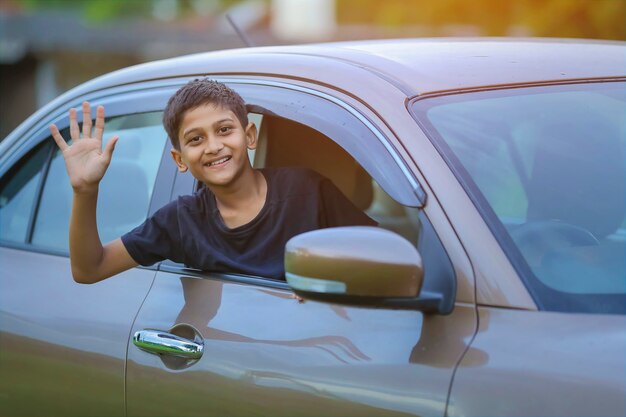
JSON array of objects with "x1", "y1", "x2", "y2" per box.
[
  {"x1": 164, "y1": 82, "x2": 452, "y2": 302},
  {"x1": 0, "y1": 144, "x2": 50, "y2": 243},
  {"x1": 413, "y1": 81, "x2": 625, "y2": 314},
  {"x1": 31, "y1": 111, "x2": 168, "y2": 251},
  {"x1": 245, "y1": 93, "x2": 454, "y2": 305}
]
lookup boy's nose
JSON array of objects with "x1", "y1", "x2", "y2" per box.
[{"x1": 204, "y1": 136, "x2": 224, "y2": 154}]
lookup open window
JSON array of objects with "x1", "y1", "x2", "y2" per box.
[
  {"x1": 166, "y1": 80, "x2": 454, "y2": 313},
  {"x1": 253, "y1": 113, "x2": 420, "y2": 244},
  {"x1": 237, "y1": 83, "x2": 455, "y2": 313}
]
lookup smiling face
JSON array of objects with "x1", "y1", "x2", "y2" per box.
[{"x1": 170, "y1": 103, "x2": 257, "y2": 189}]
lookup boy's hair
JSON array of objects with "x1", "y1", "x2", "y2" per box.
[{"x1": 163, "y1": 78, "x2": 249, "y2": 149}]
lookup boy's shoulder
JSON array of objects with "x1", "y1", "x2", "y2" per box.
[
  {"x1": 263, "y1": 166, "x2": 328, "y2": 202},
  {"x1": 263, "y1": 166, "x2": 326, "y2": 185},
  {"x1": 173, "y1": 184, "x2": 212, "y2": 214},
  {"x1": 172, "y1": 167, "x2": 327, "y2": 211}
]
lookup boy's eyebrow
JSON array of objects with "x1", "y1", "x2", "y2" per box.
[
  {"x1": 182, "y1": 118, "x2": 235, "y2": 136},
  {"x1": 183, "y1": 127, "x2": 201, "y2": 137},
  {"x1": 213, "y1": 117, "x2": 235, "y2": 126}
]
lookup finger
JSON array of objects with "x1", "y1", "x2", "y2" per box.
[
  {"x1": 69, "y1": 108, "x2": 80, "y2": 141},
  {"x1": 102, "y1": 135, "x2": 119, "y2": 163},
  {"x1": 94, "y1": 106, "x2": 105, "y2": 141},
  {"x1": 49, "y1": 124, "x2": 69, "y2": 151},
  {"x1": 81, "y1": 102, "x2": 92, "y2": 138}
]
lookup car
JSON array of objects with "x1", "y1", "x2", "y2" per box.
[{"x1": 0, "y1": 37, "x2": 624, "y2": 417}]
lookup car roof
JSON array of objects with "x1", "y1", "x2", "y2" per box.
[
  {"x1": 2, "y1": 38, "x2": 625, "y2": 156},
  {"x1": 75, "y1": 37, "x2": 626, "y2": 98}
]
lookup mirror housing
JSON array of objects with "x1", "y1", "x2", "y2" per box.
[{"x1": 285, "y1": 227, "x2": 444, "y2": 312}]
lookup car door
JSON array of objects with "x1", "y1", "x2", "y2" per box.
[
  {"x1": 0, "y1": 88, "x2": 175, "y2": 416},
  {"x1": 126, "y1": 79, "x2": 477, "y2": 416}
]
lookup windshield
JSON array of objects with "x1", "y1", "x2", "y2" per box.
[{"x1": 412, "y1": 82, "x2": 625, "y2": 314}]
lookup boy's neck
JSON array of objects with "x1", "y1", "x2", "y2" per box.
[{"x1": 210, "y1": 168, "x2": 267, "y2": 228}]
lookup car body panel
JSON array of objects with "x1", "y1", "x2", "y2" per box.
[
  {"x1": 4, "y1": 38, "x2": 625, "y2": 163},
  {"x1": 0, "y1": 247, "x2": 156, "y2": 416},
  {"x1": 448, "y1": 307, "x2": 626, "y2": 416},
  {"x1": 126, "y1": 274, "x2": 476, "y2": 416},
  {"x1": 337, "y1": 38, "x2": 626, "y2": 94}
]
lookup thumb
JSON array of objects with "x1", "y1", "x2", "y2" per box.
[{"x1": 103, "y1": 135, "x2": 119, "y2": 163}]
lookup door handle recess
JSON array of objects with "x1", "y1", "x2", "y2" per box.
[{"x1": 133, "y1": 329, "x2": 204, "y2": 359}]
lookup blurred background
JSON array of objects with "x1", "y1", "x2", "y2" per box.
[{"x1": 1, "y1": 0, "x2": 624, "y2": 138}]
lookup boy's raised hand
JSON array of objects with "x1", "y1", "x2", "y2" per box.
[{"x1": 49, "y1": 102, "x2": 119, "y2": 194}]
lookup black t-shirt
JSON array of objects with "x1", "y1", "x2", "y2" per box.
[{"x1": 121, "y1": 167, "x2": 376, "y2": 279}]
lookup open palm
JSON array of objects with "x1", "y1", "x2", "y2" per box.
[{"x1": 50, "y1": 102, "x2": 119, "y2": 194}]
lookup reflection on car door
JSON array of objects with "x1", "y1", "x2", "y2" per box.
[
  {"x1": 0, "y1": 251, "x2": 156, "y2": 416},
  {"x1": 127, "y1": 272, "x2": 475, "y2": 416},
  {"x1": 126, "y1": 82, "x2": 476, "y2": 416}
]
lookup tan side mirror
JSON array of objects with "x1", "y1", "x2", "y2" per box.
[{"x1": 285, "y1": 227, "x2": 444, "y2": 310}]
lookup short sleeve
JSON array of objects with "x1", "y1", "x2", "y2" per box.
[
  {"x1": 121, "y1": 200, "x2": 184, "y2": 266},
  {"x1": 319, "y1": 178, "x2": 378, "y2": 228}
]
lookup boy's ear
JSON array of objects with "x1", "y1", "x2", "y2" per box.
[
  {"x1": 170, "y1": 148, "x2": 188, "y2": 172},
  {"x1": 245, "y1": 122, "x2": 258, "y2": 150}
]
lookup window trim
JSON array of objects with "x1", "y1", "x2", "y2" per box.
[
  {"x1": 228, "y1": 78, "x2": 426, "y2": 207},
  {"x1": 0, "y1": 142, "x2": 52, "y2": 245},
  {"x1": 159, "y1": 262, "x2": 291, "y2": 291},
  {"x1": 25, "y1": 142, "x2": 55, "y2": 244},
  {"x1": 0, "y1": 84, "x2": 181, "y2": 179}
]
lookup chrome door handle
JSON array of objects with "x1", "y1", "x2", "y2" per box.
[{"x1": 133, "y1": 329, "x2": 204, "y2": 359}]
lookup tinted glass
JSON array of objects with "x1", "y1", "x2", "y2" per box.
[
  {"x1": 32, "y1": 112, "x2": 167, "y2": 251},
  {"x1": 413, "y1": 82, "x2": 625, "y2": 314},
  {"x1": 0, "y1": 144, "x2": 49, "y2": 243},
  {"x1": 235, "y1": 83, "x2": 423, "y2": 207}
]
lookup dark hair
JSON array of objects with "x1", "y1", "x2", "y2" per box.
[{"x1": 163, "y1": 78, "x2": 248, "y2": 149}]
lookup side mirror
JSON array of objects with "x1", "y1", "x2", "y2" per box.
[{"x1": 285, "y1": 227, "x2": 444, "y2": 312}]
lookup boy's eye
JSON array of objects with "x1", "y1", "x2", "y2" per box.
[
  {"x1": 218, "y1": 126, "x2": 232, "y2": 134},
  {"x1": 189, "y1": 135, "x2": 202, "y2": 143}
]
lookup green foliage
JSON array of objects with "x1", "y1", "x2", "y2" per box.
[
  {"x1": 21, "y1": 0, "x2": 152, "y2": 22},
  {"x1": 83, "y1": 0, "x2": 152, "y2": 22}
]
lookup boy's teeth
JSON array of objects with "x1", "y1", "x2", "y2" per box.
[{"x1": 209, "y1": 157, "x2": 229, "y2": 166}]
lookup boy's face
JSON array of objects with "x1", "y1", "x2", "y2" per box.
[{"x1": 170, "y1": 103, "x2": 257, "y2": 188}]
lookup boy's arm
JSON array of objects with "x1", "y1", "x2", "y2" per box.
[
  {"x1": 50, "y1": 102, "x2": 137, "y2": 283},
  {"x1": 70, "y1": 192, "x2": 137, "y2": 283}
]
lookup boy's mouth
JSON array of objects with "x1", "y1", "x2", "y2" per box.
[{"x1": 205, "y1": 156, "x2": 232, "y2": 167}]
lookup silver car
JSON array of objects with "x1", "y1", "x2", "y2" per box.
[{"x1": 1, "y1": 38, "x2": 624, "y2": 416}]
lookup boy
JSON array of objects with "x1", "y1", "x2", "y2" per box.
[{"x1": 50, "y1": 79, "x2": 375, "y2": 284}]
